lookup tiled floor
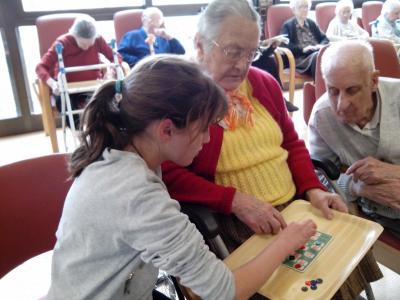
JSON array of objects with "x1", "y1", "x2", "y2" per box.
[{"x1": 1, "y1": 89, "x2": 399, "y2": 299}]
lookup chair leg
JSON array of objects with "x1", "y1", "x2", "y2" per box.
[{"x1": 364, "y1": 283, "x2": 375, "y2": 300}]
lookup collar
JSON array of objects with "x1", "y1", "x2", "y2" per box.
[{"x1": 350, "y1": 92, "x2": 380, "y2": 132}]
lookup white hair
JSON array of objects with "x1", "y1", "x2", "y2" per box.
[
  {"x1": 382, "y1": 0, "x2": 400, "y2": 16},
  {"x1": 69, "y1": 15, "x2": 97, "y2": 39},
  {"x1": 197, "y1": 0, "x2": 261, "y2": 46},
  {"x1": 321, "y1": 40, "x2": 375, "y2": 79},
  {"x1": 289, "y1": 0, "x2": 311, "y2": 10},
  {"x1": 335, "y1": 0, "x2": 354, "y2": 15},
  {"x1": 142, "y1": 7, "x2": 163, "y2": 21}
]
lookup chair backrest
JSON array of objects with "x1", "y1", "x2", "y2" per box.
[
  {"x1": 0, "y1": 154, "x2": 72, "y2": 278},
  {"x1": 266, "y1": 4, "x2": 294, "y2": 38},
  {"x1": 36, "y1": 13, "x2": 88, "y2": 57},
  {"x1": 315, "y1": 2, "x2": 337, "y2": 33},
  {"x1": 362, "y1": 1, "x2": 383, "y2": 36},
  {"x1": 113, "y1": 9, "x2": 143, "y2": 47}
]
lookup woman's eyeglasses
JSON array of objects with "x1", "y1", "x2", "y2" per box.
[{"x1": 212, "y1": 40, "x2": 262, "y2": 63}]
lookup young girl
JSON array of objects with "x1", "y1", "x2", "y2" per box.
[{"x1": 47, "y1": 55, "x2": 316, "y2": 300}]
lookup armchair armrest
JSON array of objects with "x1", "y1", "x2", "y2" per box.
[
  {"x1": 311, "y1": 155, "x2": 340, "y2": 180},
  {"x1": 274, "y1": 47, "x2": 296, "y2": 105},
  {"x1": 303, "y1": 81, "x2": 316, "y2": 125}
]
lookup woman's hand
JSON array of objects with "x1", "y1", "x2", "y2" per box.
[
  {"x1": 278, "y1": 219, "x2": 317, "y2": 253},
  {"x1": 306, "y1": 188, "x2": 348, "y2": 219},
  {"x1": 231, "y1": 191, "x2": 287, "y2": 234}
]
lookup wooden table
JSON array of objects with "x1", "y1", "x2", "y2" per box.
[{"x1": 224, "y1": 200, "x2": 383, "y2": 300}]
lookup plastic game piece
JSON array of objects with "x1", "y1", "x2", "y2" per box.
[
  {"x1": 311, "y1": 285, "x2": 317, "y2": 290},
  {"x1": 289, "y1": 255, "x2": 295, "y2": 260},
  {"x1": 301, "y1": 286, "x2": 308, "y2": 292},
  {"x1": 305, "y1": 280, "x2": 311, "y2": 286},
  {"x1": 317, "y1": 278, "x2": 323, "y2": 284},
  {"x1": 294, "y1": 263, "x2": 301, "y2": 269}
]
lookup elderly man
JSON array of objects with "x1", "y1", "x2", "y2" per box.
[
  {"x1": 308, "y1": 40, "x2": 400, "y2": 238},
  {"x1": 372, "y1": 0, "x2": 400, "y2": 44},
  {"x1": 118, "y1": 7, "x2": 185, "y2": 67}
]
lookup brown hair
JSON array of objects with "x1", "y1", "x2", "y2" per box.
[{"x1": 69, "y1": 54, "x2": 228, "y2": 177}]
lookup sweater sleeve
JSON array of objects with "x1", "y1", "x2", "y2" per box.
[
  {"x1": 249, "y1": 68, "x2": 325, "y2": 197},
  {"x1": 162, "y1": 129, "x2": 236, "y2": 215},
  {"x1": 125, "y1": 183, "x2": 235, "y2": 300},
  {"x1": 168, "y1": 38, "x2": 185, "y2": 54},
  {"x1": 118, "y1": 32, "x2": 143, "y2": 67},
  {"x1": 35, "y1": 40, "x2": 59, "y2": 82}
]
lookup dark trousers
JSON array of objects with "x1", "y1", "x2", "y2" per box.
[{"x1": 54, "y1": 92, "x2": 92, "y2": 129}]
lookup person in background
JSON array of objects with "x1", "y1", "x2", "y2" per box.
[
  {"x1": 326, "y1": 0, "x2": 369, "y2": 42},
  {"x1": 36, "y1": 15, "x2": 121, "y2": 128},
  {"x1": 118, "y1": 7, "x2": 185, "y2": 67},
  {"x1": 372, "y1": 0, "x2": 400, "y2": 44},
  {"x1": 281, "y1": 0, "x2": 329, "y2": 79},
  {"x1": 46, "y1": 54, "x2": 317, "y2": 300},
  {"x1": 252, "y1": 34, "x2": 300, "y2": 112},
  {"x1": 308, "y1": 40, "x2": 400, "y2": 239}
]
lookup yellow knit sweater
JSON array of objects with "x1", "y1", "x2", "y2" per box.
[{"x1": 215, "y1": 80, "x2": 296, "y2": 206}]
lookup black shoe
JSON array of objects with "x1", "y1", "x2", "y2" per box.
[{"x1": 285, "y1": 100, "x2": 299, "y2": 112}]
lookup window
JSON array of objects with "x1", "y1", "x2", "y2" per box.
[
  {"x1": 21, "y1": 0, "x2": 144, "y2": 12},
  {"x1": 0, "y1": 29, "x2": 18, "y2": 120}
]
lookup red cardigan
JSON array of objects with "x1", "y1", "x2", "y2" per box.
[
  {"x1": 162, "y1": 67, "x2": 324, "y2": 214},
  {"x1": 36, "y1": 34, "x2": 119, "y2": 83}
]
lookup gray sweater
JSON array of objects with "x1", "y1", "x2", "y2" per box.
[
  {"x1": 47, "y1": 149, "x2": 235, "y2": 300},
  {"x1": 308, "y1": 77, "x2": 400, "y2": 219}
]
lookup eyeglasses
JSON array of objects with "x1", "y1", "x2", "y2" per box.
[{"x1": 212, "y1": 40, "x2": 262, "y2": 63}]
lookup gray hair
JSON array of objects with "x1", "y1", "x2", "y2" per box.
[
  {"x1": 335, "y1": 0, "x2": 354, "y2": 15},
  {"x1": 69, "y1": 15, "x2": 97, "y2": 39},
  {"x1": 382, "y1": 0, "x2": 400, "y2": 16},
  {"x1": 197, "y1": 0, "x2": 260, "y2": 46},
  {"x1": 321, "y1": 40, "x2": 375, "y2": 79},
  {"x1": 289, "y1": 0, "x2": 311, "y2": 10}
]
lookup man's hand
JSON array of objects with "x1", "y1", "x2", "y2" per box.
[
  {"x1": 306, "y1": 188, "x2": 348, "y2": 219},
  {"x1": 154, "y1": 28, "x2": 172, "y2": 40},
  {"x1": 231, "y1": 191, "x2": 287, "y2": 235},
  {"x1": 351, "y1": 178, "x2": 400, "y2": 210},
  {"x1": 346, "y1": 156, "x2": 400, "y2": 184}
]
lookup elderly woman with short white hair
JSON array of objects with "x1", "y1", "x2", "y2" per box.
[
  {"x1": 326, "y1": 0, "x2": 369, "y2": 42},
  {"x1": 372, "y1": 0, "x2": 400, "y2": 43},
  {"x1": 280, "y1": 0, "x2": 329, "y2": 79}
]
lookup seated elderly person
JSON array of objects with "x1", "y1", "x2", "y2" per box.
[
  {"x1": 36, "y1": 15, "x2": 121, "y2": 128},
  {"x1": 163, "y1": 0, "x2": 381, "y2": 298},
  {"x1": 326, "y1": 0, "x2": 369, "y2": 42},
  {"x1": 118, "y1": 7, "x2": 185, "y2": 67},
  {"x1": 308, "y1": 40, "x2": 400, "y2": 239},
  {"x1": 372, "y1": 0, "x2": 400, "y2": 44},
  {"x1": 280, "y1": 0, "x2": 329, "y2": 79}
]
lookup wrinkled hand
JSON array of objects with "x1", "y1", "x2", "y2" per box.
[
  {"x1": 306, "y1": 188, "x2": 348, "y2": 219},
  {"x1": 351, "y1": 178, "x2": 400, "y2": 210},
  {"x1": 346, "y1": 156, "x2": 400, "y2": 184},
  {"x1": 154, "y1": 28, "x2": 172, "y2": 40},
  {"x1": 231, "y1": 191, "x2": 287, "y2": 235},
  {"x1": 46, "y1": 78, "x2": 60, "y2": 96},
  {"x1": 261, "y1": 35, "x2": 289, "y2": 48},
  {"x1": 279, "y1": 220, "x2": 317, "y2": 253}
]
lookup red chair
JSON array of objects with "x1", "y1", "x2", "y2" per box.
[
  {"x1": 303, "y1": 38, "x2": 400, "y2": 124},
  {"x1": 113, "y1": 9, "x2": 143, "y2": 47},
  {"x1": 315, "y1": 2, "x2": 337, "y2": 33},
  {"x1": 362, "y1": 1, "x2": 383, "y2": 36},
  {"x1": 0, "y1": 154, "x2": 72, "y2": 278},
  {"x1": 35, "y1": 13, "x2": 88, "y2": 153},
  {"x1": 266, "y1": 4, "x2": 312, "y2": 109}
]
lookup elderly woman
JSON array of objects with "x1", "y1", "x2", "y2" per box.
[
  {"x1": 36, "y1": 15, "x2": 121, "y2": 127},
  {"x1": 326, "y1": 0, "x2": 369, "y2": 42},
  {"x1": 162, "y1": 0, "x2": 381, "y2": 298},
  {"x1": 372, "y1": 0, "x2": 400, "y2": 44},
  {"x1": 280, "y1": 0, "x2": 329, "y2": 79}
]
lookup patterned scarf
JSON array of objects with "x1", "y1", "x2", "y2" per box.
[{"x1": 220, "y1": 89, "x2": 254, "y2": 131}]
